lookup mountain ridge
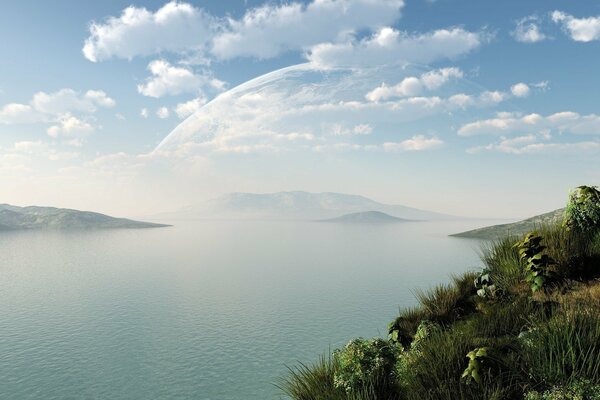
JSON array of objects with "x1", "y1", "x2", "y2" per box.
[{"x1": 154, "y1": 191, "x2": 458, "y2": 221}]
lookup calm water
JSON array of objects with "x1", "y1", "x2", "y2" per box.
[{"x1": 0, "y1": 220, "x2": 497, "y2": 399}]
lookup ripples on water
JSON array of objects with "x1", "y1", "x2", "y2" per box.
[{"x1": 0, "y1": 220, "x2": 493, "y2": 399}]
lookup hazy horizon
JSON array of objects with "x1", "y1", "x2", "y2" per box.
[{"x1": 1, "y1": 1, "x2": 599, "y2": 219}]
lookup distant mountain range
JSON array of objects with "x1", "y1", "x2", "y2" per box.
[
  {"x1": 156, "y1": 191, "x2": 456, "y2": 221},
  {"x1": 451, "y1": 208, "x2": 565, "y2": 240},
  {"x1": 320, "y1": 211, "x2": 411, "y2": 224},
  {"x1": 0, "y1": 204, "x2": 169, "y2": 230}
]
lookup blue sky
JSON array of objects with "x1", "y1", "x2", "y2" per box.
[{"x1": 0, "y1": 0, "x2": 599, "y2": 218}]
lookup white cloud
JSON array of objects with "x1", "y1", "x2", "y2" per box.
[
  {"x1": 83, "y1": 1, "x2": 215, "y2": 62},
  {"x1": 47, "y1": 114, "x2": 94, "y2": 138},
  {"x1": 156, "y1": 107, "x2": 170, "y2": 119},
  {"x1": 137, "y1": 60, "x2": 224, "y2": 98},
  {"x1": 0, "y1": 103, "x2": 44, "y2": 124},
  {"x1": 458, "y1": 111, "x2": 600, "y2": 137},
  {"x1": 307, "y1": 27, "x2": 484, "y2": 68},
  {"x1": 140, "y1": 108, "x2": 149, "y2": 118},
  {"x1": 330, "y1": 123, "x2": 373, "y2": 136},
  {"x1": 32, "y1": 89, "x2": 115, "y2": 115},
  {"x1": 83, "y1": 0, "x2": 405, "y2": 63},
  {"x1": 512, "y1": 15, "x2": 547, "y2": 43},
  {"x1": 0, "y1": 88, "x2": 114, "y2": 143},
  {"x1": 467, "y1": 135, "x2": 600, "y2": 155},
  {"x1": 366, "y1": 67, "x2": 462, "y2": 102},
  {"x1": 552, "y1": 11, "x2": 600, "y2": 42},
  {"x1": 510, "y1": 82, "x2": 530, "y2": 98},
  {"x1": 175, "y1": 97, "x2": 207, "y2": 119},
  {"x1": 211, "y1": 0, "x2": 404, "y2": 60},
  {"x1": 383, "y1": 135, "x2": 443, "y2": 152}
]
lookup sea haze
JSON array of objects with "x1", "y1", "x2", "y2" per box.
[{"x1": 0, "y1": 219, "x2": 500, "y2": 399}]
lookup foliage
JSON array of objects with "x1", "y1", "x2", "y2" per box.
[
  {"x1": 332, "y1": 338, "x2": 400, "y2": 394},
  {"x1": 564, "y1": 186, "x2": 600, "y2": 233},
  {"x1": 514, "y1": 232, "x2": 557, "y2": 292},
  {"x1": 461, "y1": 347, "x2": 489, "y2": 384},
  {"x1": 474, "y1": 268, "x2": 498, "y2": 299},
  {"x1": 525, "y1": 379, "x2": 600, "y2": 400}
]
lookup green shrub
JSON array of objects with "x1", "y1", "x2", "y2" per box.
[
  {"x1": 332, "y1": 338, "x2": 400, "y2": 395},
  {"x1": 514, "y1": 232, "x2": 557, "y2": 292},
  {"x1": 565, "y1": 186, "x2": 600, "y2": 233},
  {"x1": 522, "y1": 308, "x2": 600, "y2": 386},
  {"x1": 525, "y1": 379, "x2": 600, "y2": 400}
]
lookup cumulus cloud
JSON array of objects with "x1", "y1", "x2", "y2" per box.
[
  {"x1": 510, "y1": 83, "x2": 530, "y2": 98},
  {"x1": 83, "y1": 0, "x2": 405, "y2": 62},
  {"x1": 47, "y1": 114, "x2": 94, "y2": 138},
  {"x1": 175, "y1": 98, "x2": 208, "y2": 119},
  {"x1": 366, "y1": 67, "x2": 463, "y2": 102},
  {"x1": 32, "y1": 89, "x2": 115, "y2": 115},
  {"x1": 307, "y1": 27, "x2": 484, "y2": 68},
  {"x1": 0, "y1": 103, "x2": 44, "y2": 124},
  {"x1": 467, "y1": 135, "x2": 600, "y2": 155},
  {"x1": 383, "y1": 135, "x2": 443, "y2": 152},
  {"x1": 512, "y1": 15, "x2": 547, "y2": 43},
  {"x1": 0, "y1": 88, "x2": 115, "y2": 142},
  {"x1": 552, "y1": 11, "x2": 600, "y2": 42},
  {"x1": 458, "y1": 111, "x2": 600, "y2": 137},
  {"x1": 211, "y1": 0, "x2": 404, "y2": 59},
  {"x1": 83, "y1": 1, "x2": 216, "y2": 62},
  {"x1": 330, "y1": 123, "x2": 373, "y2": 136},
  {"x1": 140, "y1": 108, "x2": 149, "y2": 118},
  {"x1": 137, "y1": 60, "x2": 225, "y2": 98},
  {"x1": 156, "y1": 107, "x2": 170, "y2": 119}
]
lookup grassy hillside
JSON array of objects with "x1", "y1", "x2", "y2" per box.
[
  {"x1": 280, "y1": 188, "x2": 600, "y2": 400},
  {"x1": 452, "y1": 209, "x2": 565, "y2": 240},
  {"x1": 0, "y1": 204, "x2": 169, "y2": 230}
]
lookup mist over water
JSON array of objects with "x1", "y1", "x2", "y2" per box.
[{"x1": 0, "y1": 220, "x2": 497, "y2": 399}]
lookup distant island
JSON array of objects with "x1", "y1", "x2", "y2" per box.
[
  {"x1": 0, "y1": 204, "x2": 169, "y2": 230},
  {"x1": 318, "y1": 210, "x2": 412, "y2": 224},
  {"x1": 451, "y1": 208, "x2": 564, "y2": 240},
  {"x1": 156, "y1": 191, "x2": 457, "y2": 221}
]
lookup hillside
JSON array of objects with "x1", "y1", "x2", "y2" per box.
[
  {"x1": 451, "y1": 208, "x2": 565, "y2": 239},
  {"x1": 319, "y1": 211, "x2": 411, "y2": 224},
  {"x1": 0, "y1": 204, "x2": 169, "y2": 230},
  {"x1": 156, "y1": 191, "x2": 456, "y2": 221}
]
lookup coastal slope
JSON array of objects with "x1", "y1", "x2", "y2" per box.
[
  {"x1": 0, "y1": 204, "x2": 169, "y2": 230},
  {"x1": 451, "y1": 208, "x2": 565, "y2": 239}
]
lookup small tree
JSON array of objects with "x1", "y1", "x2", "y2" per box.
[{"x1": 564, "y1": 185, "x2": 600, "y2": 233}]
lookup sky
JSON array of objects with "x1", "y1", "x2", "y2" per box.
[{"x1": 1, "y1": 0, "x2": 599, "y2": 218}]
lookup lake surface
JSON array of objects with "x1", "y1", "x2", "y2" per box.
[{"x1": 0, "y1": 220, "x2": 500, "y2": 399}]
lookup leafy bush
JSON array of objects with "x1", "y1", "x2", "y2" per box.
[
  {"x1": 332, "y1": 338, "x2": 400, "y2": 394},
  {"x1": 515, "y1": 232, "x2": 557, "y2": 292},
  {"x1": 525, "y1": 379, "x2": 600, "y2": 400},
  {"x1": 565, "y1": 186, "x2": 600, "y2": 233},
  {"x1": 474, "y1": 268, "x2": 498, "y2": 299}
]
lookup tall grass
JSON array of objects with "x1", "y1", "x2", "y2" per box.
[
  {"x1": 523, "y1": 308, "x2": 600, "y2": 386},
  {"x1": 276, "y1": 355, "x2": 342, "y2": 400}
]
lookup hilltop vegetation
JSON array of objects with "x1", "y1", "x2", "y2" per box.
[{"x1": 280, "y1": 186, "x2": 600, "y2": 400}]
